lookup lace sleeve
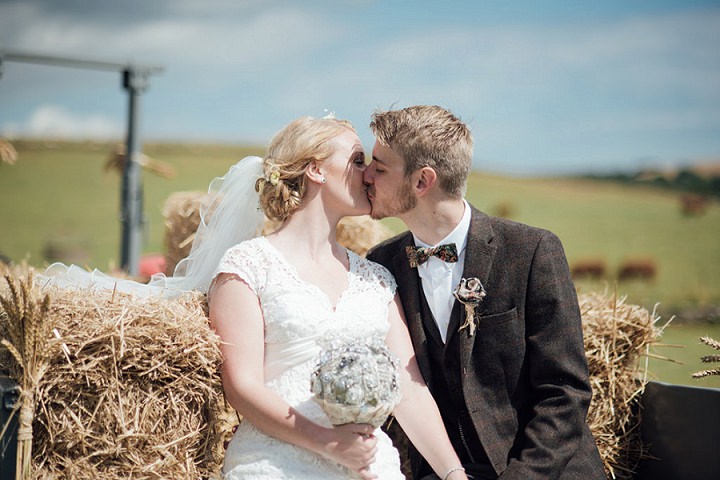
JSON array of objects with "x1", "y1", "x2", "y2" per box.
[
  {"x1": 212, "y1": 240, "x2": 266, "y2": 296},
  {"x1": 357, "y1": 255, "x2": 397, "y2": 305}
]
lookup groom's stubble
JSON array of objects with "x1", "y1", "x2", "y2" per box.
[{"x1": 368, "y1": 179, "x2": 417, "y2": 220}]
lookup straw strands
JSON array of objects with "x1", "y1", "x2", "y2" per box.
[
  {"x1": 579, "y1": 291, "x2": 668, "y2": 479},
  {"x1": 1, "y1": 266, "x2": 235, "y2": 479},
  {"x1": 104, "y1": 144, "x2": 177, "y2": 179}
]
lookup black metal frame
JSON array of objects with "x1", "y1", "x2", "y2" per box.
[{"x1": 0, "y1": 48, "x2": 164, "y2": 276}]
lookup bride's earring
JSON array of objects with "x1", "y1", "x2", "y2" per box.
[{"x1": 321, "y1": 177, "x2": 326, "y2": 184}]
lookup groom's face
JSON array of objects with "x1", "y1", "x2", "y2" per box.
[{"x1": 364, "y1": 141, "x2": 417, "y2": 220}]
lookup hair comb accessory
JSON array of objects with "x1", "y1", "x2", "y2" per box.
[{"x1": 322, "y1": 109, "x2": 336, "y2": 120}]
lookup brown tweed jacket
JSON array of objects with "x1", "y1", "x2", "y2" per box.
[{"x1": 368, "y1": 206, "x2": 606, "y2": 479}]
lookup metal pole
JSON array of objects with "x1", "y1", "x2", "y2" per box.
[
  {"x1": 0, "y1": 48, "x2": 163, "y2": 275},
  {"x1": 120, "y1": 67, "x2": 149, "y2": 276}
]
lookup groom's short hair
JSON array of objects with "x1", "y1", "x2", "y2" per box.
[{"x1": 370, "y1": 105, "x2": 473, "y2": 198}]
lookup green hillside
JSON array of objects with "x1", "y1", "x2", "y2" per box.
[
  {"x1": 1, "y1": 139, "x2": 719, "y2": 387},
  {"x1": 1, "y1": 139, "x2": 719, "y2": 318}
]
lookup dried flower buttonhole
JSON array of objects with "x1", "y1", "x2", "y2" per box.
[{"x1": 453, "y1": 277, "x2": 486, "y2": 337}]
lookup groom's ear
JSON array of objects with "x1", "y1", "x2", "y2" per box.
[{"x1": 414, "y1": 167, "x2": 437, "y2": 196}]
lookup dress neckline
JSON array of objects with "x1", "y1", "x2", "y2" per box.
[{"x1": 259, "y1": 236, "x2": 354, "y2": 312}]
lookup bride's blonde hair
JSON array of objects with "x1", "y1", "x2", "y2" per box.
[{"x1": 256, "y1": 116, "x2": 355, "y2": 223}]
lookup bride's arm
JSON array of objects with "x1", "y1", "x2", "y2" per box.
[
  {"x1": 209, "y1": 273, "x2": 378, "y2": 479},
  {"x1": 385, "y1": 294, "x2": 469, "y2": 480}
]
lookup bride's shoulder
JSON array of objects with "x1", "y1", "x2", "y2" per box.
[
  {"x1": 353, "y1": 252, "x2": 396, "y2": 288},
  {"x1": 224, "y1": 237, "x2": 266, "y2": 254},
  {"x1": 218, "y1": 237, "x2": 271, "y2": 265}
]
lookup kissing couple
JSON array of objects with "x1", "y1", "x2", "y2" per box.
[{"x1": 206, "y1": 105, "x2": 606, "y2": 480}]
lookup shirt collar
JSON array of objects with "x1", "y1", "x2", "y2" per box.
[{"x1": 413, "y1": 199, "x2": 471, "y2": 253}]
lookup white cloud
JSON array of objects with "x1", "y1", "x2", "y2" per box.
[
  {"x1": 1, "y1": 105, "x2": 122, "y2": 139},
  {"x1": 1, "y1": 2, "x2": 718, "y2": 173},
  {"x1": 4, "y1": 4, "x2": 344, "y2": 73},
  {"x1": 366, "y1": 8, "x2": 720, "y2": 93}
]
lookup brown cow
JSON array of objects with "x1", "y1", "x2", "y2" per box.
[
  {"x1": 617, "y1": 258, "x2": 657, "y2": 281},
  {"x1": 680, "y1": 194, "x2": 709, "y2": 216},
  {"x1": 571, "y1": 259, "x2": 607, "y2": 280}
]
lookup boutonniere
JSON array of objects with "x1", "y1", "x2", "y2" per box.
[{"x1": 453, "y1": 277, "x2": 486, "y2": 337}]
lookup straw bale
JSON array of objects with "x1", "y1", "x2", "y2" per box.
[
  {"x1": 336, "y1": 216, "x2": 393, "y2": 257},
  {"x1": 1, "y1": 268, "x2": 236, "y2": 479},
  {"x1": 162, "y1": 191, "x2": 206, "y2": 276},
  {"x1": 1, "y1": 138, "x2": 18, "y2": 165},
  {"x1": 579, "y1": 291, "x2": 666, "y2": 479}
]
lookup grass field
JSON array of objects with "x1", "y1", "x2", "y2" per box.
[
  {"x1": 1, "y1": 139, "x2": 719, "y2": 387},
  {"x1": 646, "y1": 322, "x2": 720, "y2": 388}
]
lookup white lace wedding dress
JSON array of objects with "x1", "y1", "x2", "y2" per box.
[{"x1": 214, "y1": 237, "x2": 405, "y2": 479}]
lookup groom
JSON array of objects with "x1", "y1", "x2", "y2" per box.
[{"x1": 365, "y1": 105, "x2": 606, "y2": 480}]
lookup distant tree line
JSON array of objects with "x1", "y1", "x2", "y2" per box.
[{"x1": 581, "y1": 167, "x2": 720, "y2": 198}]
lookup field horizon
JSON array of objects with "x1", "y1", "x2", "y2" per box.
[
  {"x1": 1, "y1": 138, "x2": 719, "y2": 387},
  {"x1": 1, "y1": 139, "x2": 719, "y2": 318}
]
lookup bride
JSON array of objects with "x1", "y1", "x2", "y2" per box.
[
  {"x1": 206, "y1": 116, "x2": 468, "y2": 480},
  {"x1": 35, "y1": 114, "x2": 467, "y2": 479}
]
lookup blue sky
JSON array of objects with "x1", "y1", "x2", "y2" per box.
[{"x1": 1, "y1": 0, "x2": 719, "y2": 175}]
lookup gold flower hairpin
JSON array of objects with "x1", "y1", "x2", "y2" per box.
[
  {"x1": 453, "y1": 277, "x2": 486, "y2": 337},
  {"x1": 268, "y1": 168, "x2": 280, "y2": 186}
]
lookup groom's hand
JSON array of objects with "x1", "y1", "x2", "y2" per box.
[{"x1": 323, "y1": 423, "x2": 378, "y2": 479}]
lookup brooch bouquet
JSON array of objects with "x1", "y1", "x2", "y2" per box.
[{"x1": 311, "y1": 336, "x2": 402, "y2": 428}]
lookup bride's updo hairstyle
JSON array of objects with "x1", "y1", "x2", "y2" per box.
[{"x1": 256, "y1": 116, "x2": 355, "y2": 223}]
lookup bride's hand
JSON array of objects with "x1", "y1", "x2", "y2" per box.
[{"x1": 321, "y1": 423, "x2": 379, "y2": 479}]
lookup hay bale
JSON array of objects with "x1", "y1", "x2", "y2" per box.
[
  {"x1": 0, "y1": 139, "x2": 18, "y2": 165},
  {"x1": 0, "y1": 267, "x2": 235, "y2": 479},
  {"x1": 162, "y1": 191, "x2": 206, "y2": 276},
  {"x1": 336, "y1": 216, "x2": 393, "y2": 257},
  {"x1": 579, "y1": 291, "x2": 666, "y2": 479}
]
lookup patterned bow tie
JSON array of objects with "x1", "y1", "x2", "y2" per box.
[{"x1": 405, "y1": 243, "x2": 458, "y2": 268}]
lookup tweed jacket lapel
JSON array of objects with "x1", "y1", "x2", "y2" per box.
[
  {"x1": 446, "y1": 207, "x2": 497, "y2": 364},
  {"x1": 390, "y1": 233, "x2": 435, "y2": 387}
]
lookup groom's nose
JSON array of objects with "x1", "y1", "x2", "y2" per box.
[{"x1": 363, "y1": 164, "x2": 374, "y2": 185}]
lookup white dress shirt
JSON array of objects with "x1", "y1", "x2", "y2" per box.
[{"x1": 412, "y1": 200, "x2": 471, "y2": 343}]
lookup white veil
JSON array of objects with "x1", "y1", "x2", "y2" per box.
[{"x1": 37, "y1": 156, "x2": 265, "y2": 297}]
